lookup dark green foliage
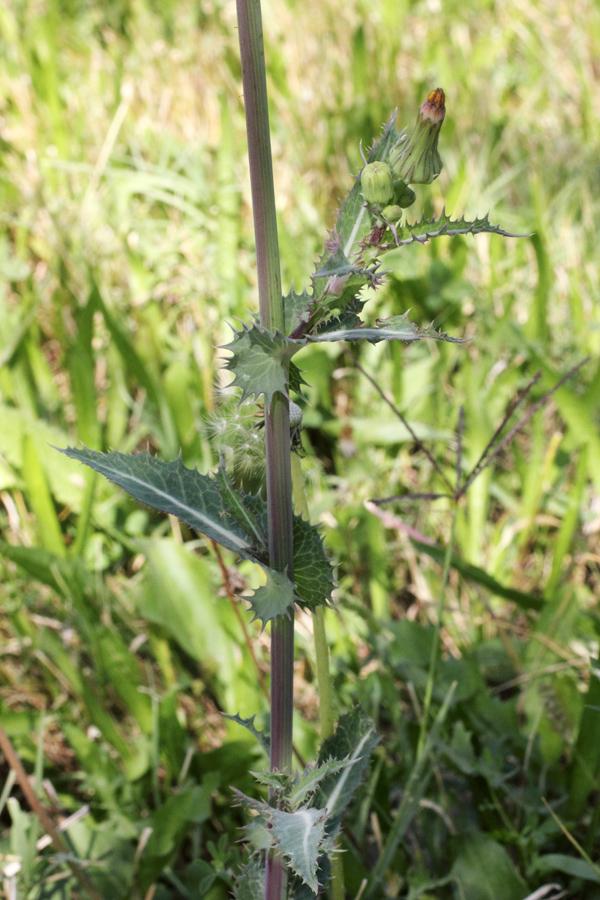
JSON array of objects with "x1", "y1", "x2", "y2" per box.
[
  {"x1": 236, "y1": 710, "x2": 377, "y2": 892},
  {"x1": 223, "y1": 323, "x2": 302, "y2": 406},
  {"x1": 59, "y1": 447, "x2": 336, "y2": 616},
  {"x1": 58, "y1": 447, "x2": 259, "y2": 554}
]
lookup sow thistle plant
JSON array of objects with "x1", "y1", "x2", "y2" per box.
[{"x1": 59, "y1": 2, "x2": 522, "y2": 896}]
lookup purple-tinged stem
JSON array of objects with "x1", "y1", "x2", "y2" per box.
[{"x1": 235, "y1": 0, "x2": 295, "y2": 897}]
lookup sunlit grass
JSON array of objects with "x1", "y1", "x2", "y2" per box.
[{"x1": 1, "y1": 0, "x2": 599, "y2": 895}]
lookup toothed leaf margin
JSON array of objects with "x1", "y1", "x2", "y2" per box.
[
  {"x1": 223, "y1": 713, "x2": 269, "y2": 754},
  {"x1": 384, "y1": 208, "x2": 529, "y2": 249},
  {"x1": 246, "y1": 565, "x2": 297, "y2": 628},
  {"x1": 222, "y1": 323, "x2": 303, "y2": 407}
]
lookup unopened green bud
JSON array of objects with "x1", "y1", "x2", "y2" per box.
[
  {"x1": 381, "y1": 205, "x2": 403, "y2": 223},
  {"x1": 393, "y1": 180, "x2": 416, "y2": 208},
  {"x1": 361, "y1": 162, "x2": 394, "y2": 205},
  {"x1": 390, "y1": 87, "x2": 446, "y2": 185}
]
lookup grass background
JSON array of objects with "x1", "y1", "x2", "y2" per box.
[{"x1": 0, "y1": 0, "x2": 599, "y2": 897}]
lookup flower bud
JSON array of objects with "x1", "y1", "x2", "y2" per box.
[
  {"x1": 390, "y1": 88, "x2": 445, "y2": 185},
  {"x1": 393, "y1": 181, "x2": 416, "y2": 208},
  {"x1": 360, "y1": 162, "x2": 394, "y2": 205},
  {"x1": 380, "y1": 205, "x2": 403, "y2": 223}
]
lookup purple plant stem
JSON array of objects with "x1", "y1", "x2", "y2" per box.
[{"x1": 235, "y1": 0, "x2": 295, "y2": 896}]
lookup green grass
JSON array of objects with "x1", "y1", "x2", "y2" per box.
[{"x1": 0, "y1": 0, "x2": 599, "y2": 897}]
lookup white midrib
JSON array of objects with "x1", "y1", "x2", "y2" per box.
[{"x1": 95, "y1": 465, "x2": 249, "y2": 551}]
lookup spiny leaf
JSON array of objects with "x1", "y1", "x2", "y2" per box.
[
  {"x1": 222, "y1": 322, "x2": 303, "y2": 406},
  {"x1": 314, "y1": 235, "x2": 357, "y2": 279},
  {"x1": 250, "y1": 770, "x2": 290, "y2": 791},
  {"x1": 271, "y1": 807, "x2": 327, "y2": 892},
  {"x1": 214, "y1": 463, "x2": 266, "y2": 547},
  {"x1": 315, "y1": 708, "x2": 378, "y2": 838},
  {"x1": 307, "y1": 115, "x2": 402, "y2": 332},
  {"x1": 289, "y1": 360, "x2": 308, "y2": 397},
  {"x1": 246, "y1": 566, "x2": 297, "y2": 628},
  {"x1": 289, "y1": 758, "x2": 354, "y2": 810},
  {"x1": 309, "y1": 232, "x2": 384, "y2": 333},
  {"x1": 385, "y1": 208, "x2": 529, "y2": 248},
  {"x1": 292, "y1": 513, "x2": 336, "y2": 611},
  {"x1": 223, "y1": 309, "x2": 452, "y2": 402},
  {"x1": 289, "y1": 864, "x2": 330, "y2": 900},
  {"x1": 234, "y1": 766, "x2": 340, "y2": 893},
  {"x1": 56, "y1": 448, "x2": 258, "y2": 556},
  {"x1": 311, "y1": 312, "x2": 465, "y2": 345},
  {"x1": 284, "y1": 286, "x2": 315, "y2": 335},
  {"x1": 233, "y1": 858, "x2": 265, "y2": 900},
  {"x1": 234, "y1": 795, "x2": 327, "y2": 892},
  {"x1": 243, "y1": 817, "x2": 273, "y2": 852},
  {"x1": 315, "y1": 295, "x2": 366, "y2": 336},
  {"x1": 59, "y1": 447, "x2": 334, "y2": 612},
  {"x1": 223, "y1": 713, "x2": 269, "y2": 754},
  {"x1": 247, "y1": 513, "x2": 334, "y2": 614},
  {"x1": 242, "y1": 494, "x2": 334, "y2": 610}
]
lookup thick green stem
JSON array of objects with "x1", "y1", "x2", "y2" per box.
[{"x1": 235, "y1": 0, "x2": 294, "y2": 897}]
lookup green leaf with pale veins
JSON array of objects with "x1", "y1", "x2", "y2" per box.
[
  {"x1": 57, "y1": 447, "x2": 334, "y2": 611},
  {"x1": 292, "y1": 513, "x2": 336, "y2": 611},
  {"x1": 242, "y1": 495, "x2": 334, "y2": 610},
  {"x1": 246, "y1": 566, "x2": 297, "y2": 628},
  {"x1": 214, "y1": 464, "x2": 266, "y2": 547},
  {"x1": 251, "y1": 770, "x2": 290, "y2": 791},
  {"x1": 243, "y1": 816, "x2": 273, "y2": 852},
  {"x1": 271, "y1": 807, "x2": 327, "y2": 892},
  {"x1": 311, "y1": 312, "x2": 465, "y2": 345},
  {"x1": 313, "y1": 240, "x2": 356, "y2": 279},
  {"x1": 235, "y1": 795, "x2": 327, "y2": 892},
  {"x1": 56, "y1": 447, "x2": 259, "y2": 556},
  {"x1": 315, "y1": 708, "x2": 378, "y2": 838},
  {"x1": 386, "y1": 208, "x2": 528, "y2": 248},
  {"x1": 222, "y1": 323, "x2": 303, "y2": 406},
  {"x1": 290, "y1": 869, "x2": 329, "y2": 900},
  {"x1": 289, "y1": 758, "x2": 353, "y2": 809}
]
